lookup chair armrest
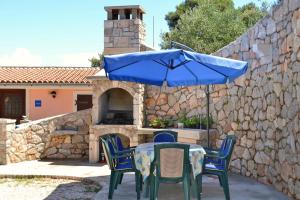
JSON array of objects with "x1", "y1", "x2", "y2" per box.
[
  {"x1": 113, "y1": 152, "x2": 133, "y2": 159},
  {"x1": 204, "y1": 147, "x2": 219, "y2": 154},
  {"x1": 204, "y1": 153, "x2": 227, "y2": 160},
  {"x1": 116, "y1": 148, "x2": 135, "y2": 155},
  {"x1": 205, "y1": 150, "x2": 220, "y2": 155}
]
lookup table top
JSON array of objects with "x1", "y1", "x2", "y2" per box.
[
  {"x1": 135, "y1": 142, "x2": 206, "y2": 153},
  {"x1": 134, "y1": 142, "x2": 206, "y2": 180}
]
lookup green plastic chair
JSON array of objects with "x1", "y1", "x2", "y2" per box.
[
  {"x1": 100, "y1": 135, "x2": 142, "y2": 199},
  {"x1": 149, "y1": 143, "x2": 191, "y2": 200},
  {"x1": 203, "y1": 135, "x2": 237, "y2": 200}
]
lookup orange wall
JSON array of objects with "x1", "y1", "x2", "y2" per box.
[{"x1": 28, "y1": 89, "x2": 90, "y2": 120}]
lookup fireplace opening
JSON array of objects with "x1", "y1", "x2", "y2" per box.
[{"x1": 99, "y1": 88, "x2": 133, "y2": 125}]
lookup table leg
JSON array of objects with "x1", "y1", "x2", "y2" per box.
[
  {"x1": 191, "y1": 174, "x2": 202, "y2": 200},
  {"x1": 143, "y1": 177, "x2": 150, "y2": 198}
]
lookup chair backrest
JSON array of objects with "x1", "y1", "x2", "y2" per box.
[
  {"x1": 153, "y1": 130, "x2": 178, "y2": 143},
  {"x1": 110, "y1": 134, "x2": 127, "y2": 151},
  {"x1": 100, "y1": 135, "x2": 115, "y2": 170},
  {"x1": 220, "y1": 136, "x2": 229, "y2": 151},
  {"x1": 154, "y1": 143, "x2": 190, "y2": 180},
  {"x1": 221, "y1": 135, "x2": 236, "y2": 170}
]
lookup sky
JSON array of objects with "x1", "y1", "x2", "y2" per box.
[{"x1": 0, "y1": 0, "x2": 276, "y2": 67}]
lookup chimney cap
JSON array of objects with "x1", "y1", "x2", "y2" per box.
[{"x1": 104, "y1": 5, "x2": 145, "y2": 13}]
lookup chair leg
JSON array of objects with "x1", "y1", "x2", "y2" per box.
[
  {"x1": 113, "y1": 172, "x2": 120, "y2": 191},
  {"x1": 149, "y1": 175, "x2": 154, "y2": 200},
  {"x1": 218, "y1": 175, "x2": 223, "y2": 187},
  {"x1": 135, "y1": 172, "x2": 141, "y2": 200},
  {"x1": 140, "y1": 174, "x2": 143, "y2": 191},
  {"x1": 115, "y1": 173, "x2": 120, "y2": 189},
  {"x1": 119, "y1": 173, "x2": 124, "y2": 184},
  {"x1": 108, "y1": 171, "x2": 116, "y2": 199},
  {"x1": 196, "y1": 174, "x2": 202, "y2": 200},
  {"x1": 221, "y1": 173, "x2": 230, "y2": 200},
  {"x1": 197, "y1": 174, "x2": 202, "y2": 194},
  {"x1": 183, "y1": 175, "x2": 190, "y2": 200},
  {"x1": 154, "y1": 177, "x2": 159, "y2": 200}
]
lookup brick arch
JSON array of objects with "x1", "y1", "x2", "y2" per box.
[
  {"x1": 94, "y1": 127, "x2": 137, "y2": 144},
  {"x1": 98, "y1": 83, "x2": 136, "y2": 98}
]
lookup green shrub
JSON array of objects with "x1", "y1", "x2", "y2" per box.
[
  {"x1": 180, "y1": 115, "x2": 214, "y2": 129},
  {"x1": 149, "y1": 118, "x2": 170, "y2": 129},
  {"x1": 200, "y1": 115, "x2": 214, "y2": 129}
]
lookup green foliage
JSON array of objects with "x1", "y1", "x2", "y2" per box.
[
  {"x1": 149, "y1": 118, "x2": 170, "y2": 129},
  {"x1": 161, "y1": 0, "x2": 268, "y2": 54},
  {"x1": 178, "y1": 112, "x2": 187, "y2": 123},
  {"x1": 89, "y1": 53, "x2": 104, "y2": 68},
  {"x1": 165, "y1": 0, "x2": 234, "y2": 30},
  {"x1": 238, "y1": 2, "x2": 268, "y2": 28},
  {"x1": 179, "y1": 115, "x2": 214, "y2": 129},
  {"x1": 165, "y1": 0, "x2": 202, "y2": 30},
  {"x1": 200, "y1": 115, "x2": 214, "y2": 128},
  {"x1": 183, "y1": 116, "x2": 200, "y2": 129}
]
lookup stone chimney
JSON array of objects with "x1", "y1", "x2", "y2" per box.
[{"x1": 103, "y1": 5, "x2": 146, "y2": 55}]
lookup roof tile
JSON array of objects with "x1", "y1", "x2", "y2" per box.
[{"x1": 0, "y1": 66, "x2": 100, "y2": 85}]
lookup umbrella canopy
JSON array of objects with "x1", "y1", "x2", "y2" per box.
[
  {"x1": 103, "y1": 48, "x2": 248, "y2": 147},
  {"x1": 104, "y1": 49, "x2": 248, "y2": 87}
]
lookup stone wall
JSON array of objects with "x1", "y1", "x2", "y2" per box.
[
  {"x1": 212, "y1": 2, "x2": 300, "y2": 198},
  {"x1": 0, "y1": 119, "x2": 16, "y2": 164},
  {"x1": 144, "y1": 1, "x2": 300, "y2": 198},
  {"x1": 144, "y1": 84, "x2": 208, "y2": 126},
  {"x1": 0, "y1": 109, "x2": 91, "y2": 164}
]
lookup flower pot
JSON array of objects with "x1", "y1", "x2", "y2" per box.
[{"x1": 177, "y1": 122, "x2": 184, "y2": 129}]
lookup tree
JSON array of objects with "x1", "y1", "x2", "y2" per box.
[
  {"x1": 165, "y1": 0, "x2": 234, "y2": 30},
  {"x1": 238, "y1": 2, "x2": 268, "y2": 28},
  {"x1": 161, "y1": 0, "x2": 268, "y2": 54},
  {"x1": 89, "y1": 53, "x2": 104, "y2": 68}
]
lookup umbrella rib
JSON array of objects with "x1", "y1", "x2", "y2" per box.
[
  {"x1": 196, "y1": 61, "x2": 229, "y2": 79},
  {"x1": 183, "y1": 64, "x2": 198, "y2": 82},
  {"x1": 152, "y1": 59, "x2": 168, "y2": 67},
  {"x1": 172, "y1": 60, "x2": 190, "y2": 69},
  {"x1": 107, "y1": 60, "x2": 140, "y2": 73},
  {"x1": 164, "y1": 65, "x2": 169, "y2": 82}
]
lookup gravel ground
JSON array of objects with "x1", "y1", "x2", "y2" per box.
[{"x1": 0, "y1": 178, "x2": 101, "y2": 200}]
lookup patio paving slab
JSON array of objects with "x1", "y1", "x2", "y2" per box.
[
  {"x1": 95, "y1": 173, "x2": 290, "y2": 200},
  {"x1": 0, "y1": 160, "x2": 290, "y2": 200}
]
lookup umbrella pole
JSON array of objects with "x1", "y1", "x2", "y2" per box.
[{"x1": 206, "y1": 85, "x2": 210, "y2": 148}]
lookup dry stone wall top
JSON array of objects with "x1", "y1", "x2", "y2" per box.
[{"x1": 0, "y1": 109, "x2": 91, "y2": 164}]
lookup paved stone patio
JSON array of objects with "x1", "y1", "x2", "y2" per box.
[{"x1": 0, "y1": 160, "x2": 290, "y2": 200}]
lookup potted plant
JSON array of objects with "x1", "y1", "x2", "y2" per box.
[
  {"x1": 177, "y1": 113, "x2": 187, "y2": 128},
  {"x1": 200, "y1": 115, "x2": 214, "y2": 129},
  {"x1": 149, "y1": 118, "x2": 170, "y2": 129},
  {"x1": 189, "y1": 116, "x2": 200, "y2": 129}
]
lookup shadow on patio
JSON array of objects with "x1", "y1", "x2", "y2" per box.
[
  {"x1": 95, "y1": 173, "x2": 289, "y2": 200},
  {"x1": 0, "y1": 160, "x2": 290, "y2": 200}
]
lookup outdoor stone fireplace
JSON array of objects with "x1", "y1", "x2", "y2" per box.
[
  {"x1": 99, "y1": 88, "x2": 134, "y2": 125},
  {"x1": 91, "y1": 77, "x2": 144, "y2": 127},
  {"x1": 88, "y1": 73, "x2": 145, "y2": 162}
]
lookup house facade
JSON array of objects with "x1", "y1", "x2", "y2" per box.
[{"x1": 0, "y1": 67, "x2": 99, "y2": 122}]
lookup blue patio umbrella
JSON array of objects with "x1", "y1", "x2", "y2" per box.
[{"x1": 104, "y1": 45, "x2": 248, "y2": 147}]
